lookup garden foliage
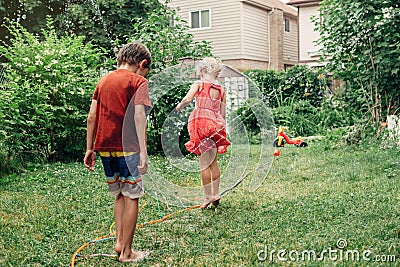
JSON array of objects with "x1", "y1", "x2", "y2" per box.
[
  {"x1": 0, "y1": 4, "x2": 213, "y2": 176},
  {"x1": 55, "y1": 0, "x2": 166, "y2": 52},
  {"x1": 0, "y1": 17, "x2": 107, "y2": 171},
  {"x1": 1, "y1": 0, "x2": 398, "y2": 175},
  {"x1": 316, "y1": 0, "x2": 400, "y2": 125},
  {"x1": 0, "y1": 0, "x2": 165, "y2": 55},
  {"x1": 240, "y1": 66, "x2": 362, "y2": 139}
]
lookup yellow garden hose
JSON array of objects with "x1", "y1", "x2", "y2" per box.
[{"x1": 70, "y1": 204, "x2": 201, "y2": 266}]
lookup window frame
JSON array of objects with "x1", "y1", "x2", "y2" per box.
[
  {"x1": 284, "y1": 18, "x2": 290, "y2": 32},
  {"x1": 189, "y1": 9, "x2": 212, "y2": 30}
]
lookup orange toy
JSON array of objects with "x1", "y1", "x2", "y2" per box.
[{"x1": 273, "y1": 127, "x2": 308, "y2": 148}]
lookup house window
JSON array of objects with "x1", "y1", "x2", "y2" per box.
[
  {"x1": 284, "y1": 18, "x2": 290, "y2": 32},
  {"x1": 284, "y1": 64, "x2": 294, "y2": 71},
  {"x1": 190, "y1": 10, "x2": 211, "y2": 29}
]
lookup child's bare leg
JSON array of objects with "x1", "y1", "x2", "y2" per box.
[
  {"x1": 209, "y1": 156, "x2": 221, "y2": 205},
  {"x1": 118, "y1": 196, "x2": 140, "y2": 262},
  {"x1": 113, "y1": 193, "x2": 124, "y2": 254},
  {"x1": 210, "y1": 155, "x2": 220, "y2": 195},
  {"x1": 199, "y1": 148, "x2": 216, "y2": 172},
  {"x1": 200, "y1": 167, "x2": 212, "y2": 207},
  {"x1": 199, "y1": 149, "x2": 217, "y2": 208}
]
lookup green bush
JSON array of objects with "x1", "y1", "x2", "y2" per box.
[
  {"x1": 242, "y1": 66, "x2": 365, "y2": 139},
  {"x1": 0, "y1": 17, "x2": 108, "y2": 165},
  {"x1": 245, "y1": 65, "x2": 326, "y2": 109},
  {"x1": 317, "y1": 90, "x2": 362, "y2": 131},
  {"x1": 322, "y1": 123, "x2": 377, "y2": 149},
  {"x1": 272, "y1": 100, "x2": 319, "y2": 137},
  {"x1": 245, "y1": 69, "x2": 283, "y2": 102},
  {"x1": 230, "y1": 98, "x2": 275, "y2": 145},
  {"x1": 231, "y1": 99, "x2": 261, "y2": 144},
  {"x1": 282, "y1": 65, "x2": 325, "y2": 108},
  {"x1": 243, "y1": 66, "x2": 328, "y2": 138}
]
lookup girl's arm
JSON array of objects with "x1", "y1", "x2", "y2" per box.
[
  {"x1": 221, "y1": 94, "x2": 227, "y2": 120},
  {"x1": 220, "y1": 94, "x2": 227, "y2": 128},
  {"x1": 176, "y1": 82, "x2": 201, "y2": 111}
]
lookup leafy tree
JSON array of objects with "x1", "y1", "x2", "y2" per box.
[
  {"x1": 131, "y1": 4, "x2": 212, "y2": 73},
  {"x1": 56, "y1": 0, "x2": 165, "y2": 51},
  {"x1": 316, "y1": 0, "x2": 400, "y2": 126},
  {"x1": 0, "y1": 0, "x2": 66, "y2": 58},
  {"x1": 0, "y1": 0, "x2": 65, "y2": 32},
  {"x1": 0, "y1": 0, "x2": 166, "y2": 59},
  {"x1": 0, "y1": 17, "x2": 108, "y2": 161}
]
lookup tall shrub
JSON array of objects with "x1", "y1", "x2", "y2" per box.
[
  {"x1": 0, "y1": 17, "x2": 107, "y2": 162},
  {"x1": 245, "y1": 69, "x2": 284, "y2": 107},
  {"x1": 316, "y1": 0, "x2": 400, "y2": 126},
  {"x1": 243, "y1": 66, "x2": 328, "y2": 137},
  {"x1": 245, "y1": 65, "x2": 325, "y2": 109}
]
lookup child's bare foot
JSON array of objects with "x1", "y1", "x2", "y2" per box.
[
  {"x1": 114, "y1": 243, "x2": 122, "y2": 255},
  {"x1": 200, "y1": 198, "x2": 213, "y2": 209},
  {"x1": 201, "y1": 195, "x2": 220, "y2": 209},
  {"x1": 119, "y1": 250, "x2": 149, "y2": 263},
  {"x1": 212, "y1": 195, "x2": 220, "y2": 207}
]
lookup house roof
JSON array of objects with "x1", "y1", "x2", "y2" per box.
[
  {"x1": 287, "y1": 0, "x2": 321, "y2": 7},
  {"x1": 242, "y1": 0, "x2": 297, "y2": 16}
]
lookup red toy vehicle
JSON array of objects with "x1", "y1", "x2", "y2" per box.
[{"x1": 273, "y1": 127, "x2": 308, "y2": 149}]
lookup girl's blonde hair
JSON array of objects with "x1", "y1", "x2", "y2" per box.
[{"x1": 197, "y1": 57, "x2": 224, "y2": 76}]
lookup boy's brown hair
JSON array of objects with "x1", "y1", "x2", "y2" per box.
[{"x1": 116, "y1": 42, "x2": 152, "y2": 69}]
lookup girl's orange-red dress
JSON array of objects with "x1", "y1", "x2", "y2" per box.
[{"x1": 185, "y1": 81, "x2": 231, "y2": 155}]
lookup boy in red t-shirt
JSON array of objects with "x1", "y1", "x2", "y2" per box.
[{"x1": 84, "y1": 42, "x2": 152, "y2": 263}]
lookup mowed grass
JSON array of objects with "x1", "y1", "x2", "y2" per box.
[{"x1": 0, "y1": 143, "x2": 399, "y2": 266}]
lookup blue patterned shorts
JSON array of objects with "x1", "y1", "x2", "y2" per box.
[{"x1": 99, "y1": 152, "x2": 144, "y2": 199}]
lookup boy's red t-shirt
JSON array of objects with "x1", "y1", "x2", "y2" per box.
[{"x1": 92, "y1": 69, "x2": 152, "y2": 152}]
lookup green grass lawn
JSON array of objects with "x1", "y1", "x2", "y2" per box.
[{"x1": 0, "y1": 143, "x2": 399, "y2": 266}]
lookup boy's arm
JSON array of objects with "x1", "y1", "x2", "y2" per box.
[
  {"x1": 176, "y1": 82, "x2": 201, "y2": 111},
  {"x1": 84, "y1": 99, "x2": 97, "y2": 171},
  {"x1": 134, "y1": 104, "x2": 148, "y2": 175}
]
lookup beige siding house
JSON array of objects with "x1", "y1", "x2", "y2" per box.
[
  {"x1": 168, "y1": 0, "x2": 298, "y2": 71},
  {"x1": 288, "y1": 0, "x2": 323, "y2": 66}
]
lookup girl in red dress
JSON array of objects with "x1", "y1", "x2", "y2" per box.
[{"x1": 176, "y1": 57, "x2": 231, "y2": 209}]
